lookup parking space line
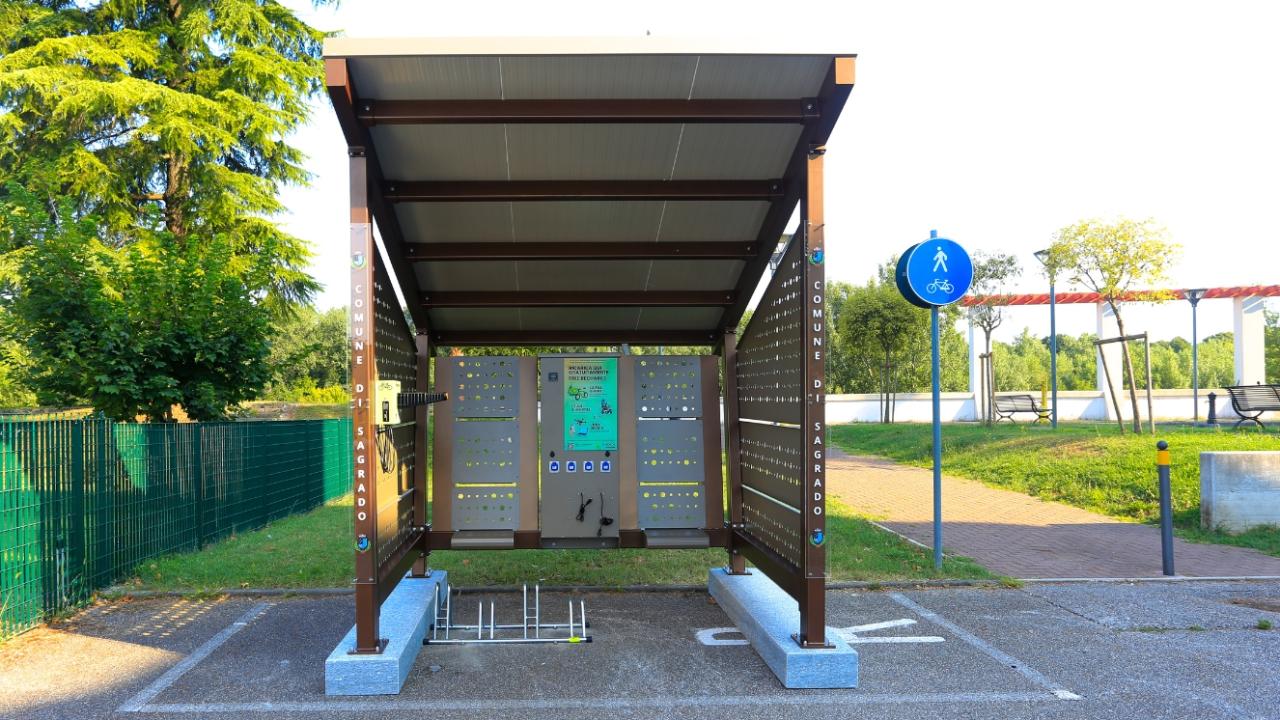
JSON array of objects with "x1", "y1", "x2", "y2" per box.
[
  {"x1": 889, "y1": 593, "x2": 1080, "y2": 700},
  {"x1": 129, "y1": 691, "x2": 1056, "y2": 714},
  {"x1": 118, "y1": 602, "x2": 273, "y2": 713}
]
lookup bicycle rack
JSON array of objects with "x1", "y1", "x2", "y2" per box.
[{"x1": 425, "y1": 584, "x2": 592, "y2": 645}]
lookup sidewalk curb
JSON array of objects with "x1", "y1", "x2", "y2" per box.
[{"x1": 101, "y1": 574, "x2": 1280, "y2": 600}]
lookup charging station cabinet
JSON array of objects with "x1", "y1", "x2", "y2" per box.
[{"x1": 539, "y1": 355, "x2": 620, "y2": 546}]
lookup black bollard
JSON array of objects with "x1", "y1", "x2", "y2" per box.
[
  {"x1": 1206, "y1": 392, "x2": 1217, "y2": 426},
  {"x1": 1156, "y1": 441, "x2": 1174, "y2": 576}
]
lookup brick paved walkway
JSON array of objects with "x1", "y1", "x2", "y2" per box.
[{"x1": 828, "y1": 448, "x2": 1280, "y2": 579}]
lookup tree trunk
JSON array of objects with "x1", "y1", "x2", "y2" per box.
[
  {"x1": 1113, "y1": 309, "x2": 1143, "y2": 434},
  {"x1": 984, "y1": 331, "x2": 994, "y2": 425}
]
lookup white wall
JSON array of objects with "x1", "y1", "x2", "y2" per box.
[{"x1": 827, "y1": 389, "x2": 1263, "y2": 424}]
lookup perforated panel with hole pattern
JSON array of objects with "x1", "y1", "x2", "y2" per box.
[
  {"x1": 634, "y1": 356, "x2": 702, "y2": 418},
  {"x1": 452, "y1": 485, "x2": 519, "y2": 530},
  {"x1": 636, "y1": 419, "x2": 705, "y2": 528},
  {"x1": 740, "y1": 422, "x2": 802, "y2": 507},
  {"x1": 736, "y1": 237, "x2": 804, "y2": 425},
  {"x1": 372, "y1": 258, "x2": 417, "y2": 567},
  {"x1": 742, "y1": 489, "x2": 803, "y2": 568},
  {"x1": 449, "y1": 357, "x2": 520, "y2": 417}
]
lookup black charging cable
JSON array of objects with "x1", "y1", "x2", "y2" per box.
[
  {"x1": 597, "y1": 492, "x2": 614, "y2": 537},
  {"x1": 576, "y1": 492, "x2": 593, "y2": 522}
]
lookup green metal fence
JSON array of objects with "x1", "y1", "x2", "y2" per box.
[{"x1": 0, "y1": 414, "x2": 351, "y2": 640}]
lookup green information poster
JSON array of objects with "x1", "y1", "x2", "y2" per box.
[{"x1": 563, "y1": 357, "x2": 618, "y2": 451}]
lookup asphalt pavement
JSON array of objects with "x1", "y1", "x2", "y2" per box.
[{"x1": 2, "y1": 580, "x2": 1279, "y2": 720}]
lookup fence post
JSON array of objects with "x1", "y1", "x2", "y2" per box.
[
  {"x1": 193, "y1": 423, "x2": 205, "y2": 549},
  {"x1": 1156, "y1": 440, "x2": 1175, "y2": 576}
]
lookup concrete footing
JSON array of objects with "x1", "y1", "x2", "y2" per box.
[
  {"x1": 1201, "y1": 451, "x2": 1280, "y2": 532},
  {"x1": 325, "y1": 570, "x2": 447, "y2": 696},
  {"x1": 708, "y1": 568, "x2": 858, "y2": 689}
]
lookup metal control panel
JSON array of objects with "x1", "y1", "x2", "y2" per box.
[{"x1": 539, "y1": 355, "x2": 619, "y2": 544}]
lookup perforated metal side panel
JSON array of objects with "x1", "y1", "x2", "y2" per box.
[
  {"x1": 372, "y1": 258, "x2": 417, "y2": 567},
  {"x1": 448, "y1": 357, "x2": 520, "y2": 417},
  {"x1": 451, "y1": 421, "x2": 520, "y2": 484},
  {"x1": 742, "y1": 488, "x2": 803, "y2": 568},
  {"x1": 634, "y1": 356, "x2": 702, "y2": 418},
  {"x1": 637, "y1": 419, "x2": 705, "y2": 529},
  {"x1": 735, "y1": 237, "x2": 803, "y2": 424},
  {"x1": 740, "y1": 422, "x2": 802, "y2": 507},
  {"x1": 449, "y1": 358, "x2": 521, "y2": 531},
  {"x1": 452, "y1": 486, "x2": 519, "y2": 530}
]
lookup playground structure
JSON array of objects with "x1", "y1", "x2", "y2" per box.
[{"x1": 324, "y1": 38, "x2": 856, "y2": 689}]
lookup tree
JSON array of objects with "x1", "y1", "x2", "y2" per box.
[
  {"x1": 1267, "y1": 304, "x2": 1280, "y2": 384},
  {"x1": 967, "y1": 251, "x2": 1020, "y2": 423},
  {"x1": 0, "y1": 0, "x2": 327, "y2": 309},
  {"x1": 0, "y1": 1, "x2": 333, "y2": 417},
  {"x1": 1047, "y1": 218, "x2": 1179, "y2": 432},
  {"x1": 6, "y1": 190, "x2": 270, "y2": 420},
  {"x1": 262, "y1": 305, "x2": 349, "y2": 399}
]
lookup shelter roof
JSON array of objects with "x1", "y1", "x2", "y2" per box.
[{"x1": 324, "y1": 37, "x2": 854, "y2": 345}]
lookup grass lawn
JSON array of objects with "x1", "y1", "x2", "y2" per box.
[
  {"x1": 123, "y1": 495, "x2": 991, "y2": 593},
  {"x1": 829, "y1": 422, "x2": 1280, "y2": 556}
]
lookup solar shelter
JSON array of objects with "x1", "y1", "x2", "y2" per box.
[{"x1": 324, "y1": 37, "x2": 855, "y2": 665}]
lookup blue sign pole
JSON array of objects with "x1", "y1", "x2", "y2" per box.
[
  {"x1": 895, "y1": 229, "x2": 972, "y2": 572},
  {"x1": 931, "y1": 304, "x2": 943, "y2": 570}
]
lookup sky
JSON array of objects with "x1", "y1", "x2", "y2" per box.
[{"x1": 276, "y1": 0, "x2": 1280, "y2": 342}]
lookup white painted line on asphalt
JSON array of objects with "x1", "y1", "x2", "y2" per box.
[
  {"x1": 694, "y1": 627, "x2": 749, "y2": 646},
  {"x1": 842, "y1": 618, "x2": 918, "y2": 633},
  {"x1": 129, "y1": 691, "x2": 1058, "y2": 714},
  {"x1": 117, "y1": 602, "x2": 273, "y2": 713},
  {"x1": 836, "y1": 618, "x2": 946, "y2": 644},
  {"x1": 889, "y1": 593, "x2": 1080, "y2": 701}
]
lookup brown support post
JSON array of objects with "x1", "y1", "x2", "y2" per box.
[
  {"x1": 721, "y1": 331, "x2": 747, "y2": 574},
  {"x1": 411, "y1": 333, "x2": 431, "y2": 577},
  {"x1": 431, "y1": 357, "x2": 455, "y2": 536},
  {"x1": 798, "y1": 143, "x2": 829, "y2": 648},
  {"x1": 349, "y1": 149, "x2": 384, "y2": 654},
  {"x1": 699, "y1": 355, "x2": 725, "y2": 540}
]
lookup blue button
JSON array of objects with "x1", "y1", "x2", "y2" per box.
[
  {"x1": 566, "y1": 461, "x2": 577, "y2": 473},
  {"x1": 583, "y1": 461, "x2": 594, "y2": 473},
  {"x1": 600, "y1": 460, "x2": 612, "y2": 473},
  {"x1": 549, "y1": 460, "x2": 560, "y2": 474}
]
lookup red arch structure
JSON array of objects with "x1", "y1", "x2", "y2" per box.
[{"x1": 962, "y1": 285, "x2": 1280, "y2": 307}]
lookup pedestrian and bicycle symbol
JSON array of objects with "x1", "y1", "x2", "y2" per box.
[{"x1": 896, "y1": 232, "x2": 973, "y2": 308}]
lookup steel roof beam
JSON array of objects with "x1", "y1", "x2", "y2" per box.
[
  {"x1": 404, "y1": 241, "x2": 757, "y2": 262},
  {"x1": 421, "y1": 290, "x2": 734, "y2": 309},
  {"x1": 356, "y1": 98, "x2": 820, "y2": 125},
  {"x1": 385, "y1": 180, "x2": 784, "y2": 203},
  {"x1": 432, "y1": 329, "x2": 719, "y2": 346}
]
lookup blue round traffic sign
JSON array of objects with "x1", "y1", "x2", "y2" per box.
[{"x1": 896, "y1": 233, "x2": 972, "y2": 308}]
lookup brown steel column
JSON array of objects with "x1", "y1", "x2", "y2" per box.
[
  {"x1": 721, "y1": 331, "x2": 747, "y2": 574},
  {"x1": 411, "y1": 333, "x2": 431, "y2": 577},
  {"x1": 699, "y1": 355, "x2": 725, "y2": 538},
  {"x1": 349, "y1": 149, "x2": 384, "y2": 653},
  {"x1": 798, "y1": 144, "x2": 829, "y2": 648}
]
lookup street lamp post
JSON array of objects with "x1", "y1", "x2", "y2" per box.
[
  {"x1": 1034, "y1": 250, "x2": 1058, "y2": 429},
  {"x1": 1186, "y1": 288, "x2": 1207, "y2": 424}
]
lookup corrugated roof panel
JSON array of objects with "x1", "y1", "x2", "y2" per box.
[
  {"x1": 634, "y1": 307, "x2": 725, "y2": 330},
  {"x1": 396, "y1": 203, "x2": 514, "y2": 242},
  {"x1": 657, "y1": 201, "x2": 771, "y2": 242},
  {"x1": 511, "y1": 202, "x2": 665, "y2": 242},
  {"x1": 500, "y1": 55, "x2": 697, "y2": 99},
  {"x1": 506, "y1": 124, "x2": 682, "y2": 181},
  {"x1": 518, "y1": 307, "x2": 641, "y2": 331},
  {"x1": 671, "y1": 125, "x2": 801, "y2": 180},
  {"x1": 372, "y1": 125, "x2": 508, "y2": 181},
  {"x1": 428, "y1": 308, "x2": 521, "y2": 331},
  {"x1": 349, "y1": 56, "x2": 502, "y2": 100},
  {"x1": 643, "y1": 260, "x2": 744, "y2": 291},
  {"x1": 689, "y1": 56, "x2": 830, "y2": 99},
  {"x1": 415, "y1": 261, "x2": 518, "y2": 292},
  {"x1": 511, "y1": 260, "x2": 651, "y2": 291}
]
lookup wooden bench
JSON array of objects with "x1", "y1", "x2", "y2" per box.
[
  {"x1": 1224, "y1": 384, "x2": 1280, "y2": 429},
  {"x1": 992, "y1": 394, "x2": 1051, "y2": 423}
]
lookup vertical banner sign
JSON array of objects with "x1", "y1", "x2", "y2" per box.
[
  {"x1": 803, "y1": 148, "x2": 827, "y2": 581},
  {"x1": 351, "y1": 222, "x2": 376, "y2": 581},
  {"x1": 563, "y1": 357, "x2": 618, "y2": 451}
]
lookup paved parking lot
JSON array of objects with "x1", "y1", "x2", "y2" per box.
[{"x1": 3, "y1": 580, "x2": 1279, "y2": 719}]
